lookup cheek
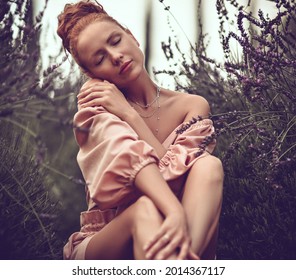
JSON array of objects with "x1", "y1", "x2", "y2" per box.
[
  {"x1": 128, "y1": 47, "x2": 144, "y2": 67},
  {"x1": 124, "y1": 39, "x2": 143, "y2": 60},
  {"x1": 133, "y1": 45, "x2": 144, "y2": 60}
]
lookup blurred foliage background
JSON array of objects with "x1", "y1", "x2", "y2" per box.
[
  {"x1": 0, "y1": 0, "x2": 85, "y2": 259},
  {"x1": 0, "y1": 0, "x2": 295, "y2": 259}
]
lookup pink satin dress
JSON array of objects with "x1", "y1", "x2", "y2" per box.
[{"x1": 63, "y1": 106, "x2": 216, "y2": 259}]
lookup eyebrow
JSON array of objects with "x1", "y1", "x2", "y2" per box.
[{"x1": 91, "y1": 31, "x2": 120, "y2": 58}]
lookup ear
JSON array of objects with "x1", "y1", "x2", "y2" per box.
[{"x1": 125, "y1": 28, "x2": 140, "y2": 46}]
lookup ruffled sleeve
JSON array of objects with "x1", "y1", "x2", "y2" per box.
[
  {"x1": 73, "y1": 106, "x2": 159, "y2": 210},
  {"x1": 159, "y1": 118, "x2": 216, "y2": 181}
]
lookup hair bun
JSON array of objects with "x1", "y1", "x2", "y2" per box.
[{"x1": 57, "y1": 1, "x2": 106, "y2": 52}]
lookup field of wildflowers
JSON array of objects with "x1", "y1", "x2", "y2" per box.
[
  {"x1": 157, "y1": 0, "x2": 296, "y2": 259},
  {"x1": 0, "y1": 0, "x2": 295, "y2": 259}
]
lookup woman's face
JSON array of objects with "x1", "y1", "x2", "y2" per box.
[{"x1": 76, "y1": 20, "x2": 144, "y2": 88}]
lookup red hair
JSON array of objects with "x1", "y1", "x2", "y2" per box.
[{"x1": 57, "y1": 1, "x2": 125, "y2": 69}]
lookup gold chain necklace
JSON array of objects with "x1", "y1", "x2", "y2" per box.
[
  {"x1": 128, "y1": 86, "x2": 161, "y2": 135},
  {"x1": 128, "y1": 86, "x2": 160, "y2": 109}
]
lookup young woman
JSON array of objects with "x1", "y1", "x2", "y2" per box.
[{"x1": 57, "y1": 0, "x2": 223, "y2": 260}]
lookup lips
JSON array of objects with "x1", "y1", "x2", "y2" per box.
[{"x1": 119, "y1": 60, "x2": 132, "y2": 74}]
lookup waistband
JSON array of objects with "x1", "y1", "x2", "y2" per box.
[{"x1": 80, "y1": 208, "x2": 118, "y2": 232}]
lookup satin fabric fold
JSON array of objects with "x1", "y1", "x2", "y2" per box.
[{"x1": 64, "y1": 106, "x2": 216, "y2": 259}]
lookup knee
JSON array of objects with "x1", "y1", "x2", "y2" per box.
[
  {"x1": 208, "y1": 156, "x2": 224, "y2": 184},
  {"x1": 194, "y1": 155, "x2": 224, "y2": 183},
  {"x1": 208, "y1": 155, "x2": 224, "y2": 179},
  {"x1": 133, "y1": 196, "x2": 161, "y2": 224}
]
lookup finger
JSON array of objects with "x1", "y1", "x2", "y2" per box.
[
  {"x1": 143, "y1": 229, "x2": 167, "y2": 252},
  {"x1": 145, "y1": 233, "x2": 170, "y2": 254},
  {"x1": 81, "y1": 79, "x2": 103, "y2": 90},
  {"x1": 187, "y1": 250, "x2": 200, "y2": 260},
  {"x1": 145, "y1": 234, "x2": 171, "y2": 259},
  {"x1": 79, "y1": 81, "x2": 108, "y2": 94},
  {"x1": 77, "y1": 88, "x2": 93, "y2": 100},
  {"x1": 154, "y1": 238, "x2": 181, "y2": 260},
  {"x1": 79, "y1": 100, "x2": 100, "y2": 108},
  {"x1": 79, "y1": 84, "x2": 113, "y2": 101},
  {"x1": 78, "y1": 85, "x2": 104, "y2": 99},
  {"x1": 177, "y1": 240, "x2": 189, "y2": 260},
  {"x1": 78, "y1": 92, "x2": 104, "y2": 104}
]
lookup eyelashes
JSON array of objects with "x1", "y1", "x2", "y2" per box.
[
  {"x1": 111, "y1": 36, "x2": 121, "y2": 46},
  {"x1": 95, "y1": 57, "x2": 104, "y2": 66},
  {"x1": 94, "y1": 36, "x2": 122, "y2": 66}
]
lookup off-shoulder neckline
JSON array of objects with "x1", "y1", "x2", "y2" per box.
[
  {"x1": 162, "y1": 118, "x2": 212, "y2": 147},
  {"x1": 76, "y1": 107, "x2": 211, "y2": 148}
]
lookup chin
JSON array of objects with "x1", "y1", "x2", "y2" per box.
[{"x1": 118, "y1": 71, "x2": 144, "y2": 88}]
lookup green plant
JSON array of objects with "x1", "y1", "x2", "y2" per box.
[
  {"x1": 156, "y1": 0, "x2": 296, "y2": 259},
  {"x1": 0, "y1": 0, "x2": 84, "y2": 259}
]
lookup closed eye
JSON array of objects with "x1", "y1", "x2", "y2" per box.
[
  {"x1": 95, "y1": 55, "x2": 104, "y2": 66},
  {"x1": 110, "y1": 35, "x2": 121, "y2": 46},
  {"x1": 94, "y1": 34, "x2": 122, "y2": 66}
]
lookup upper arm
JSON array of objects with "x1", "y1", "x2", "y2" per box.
[
  {"x1": 75, "y1": 108, "x2": 159, "y2": 209},
  {"x1": 183, "y1": 95, "x2": 211, "y2": 122}
]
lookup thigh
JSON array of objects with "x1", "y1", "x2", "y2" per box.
[
  {"x1": 85, "y1": 203, "x2": 138, "y2": 260},
  {"x1": 181, "y1": 155, "x2": 223, "y2": 208},
  {"x1": 180, "y1": 155, "x2": 223, "y2": 257}
]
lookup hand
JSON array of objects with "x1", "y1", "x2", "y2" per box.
[
  {"x1": 77, "y1": 79, "x2": 134, "y2": 120},
  {"x1": 143, "y1": 211, "x2": 199, "y2": 260}
]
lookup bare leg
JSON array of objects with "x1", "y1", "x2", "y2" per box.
[
  {"x1": 181, "y1": 155, "x2": 224, "y2": 259},
  {"x1": 84, "y1": 202, "x2": 136, "y2": 260},
  {"x1": 85, "y1": 196, "x2": 178, "y2": 260},
  {"x1": 132, "y1": 196, "x2": 178, "y2": 259}
]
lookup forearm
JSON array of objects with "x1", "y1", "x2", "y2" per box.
[
  {"x1": 134, "y1": 163, "x2": 183, "y2": 216},
  {"x1": 123, "y1": 109, "x2": 167, "y2": 159}
]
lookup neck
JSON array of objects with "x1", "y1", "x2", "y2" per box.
[{"x1": 121, "y1": 70, "x2": 158, "y2": 105}]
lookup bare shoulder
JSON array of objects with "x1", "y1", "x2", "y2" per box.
[
  {"x1": 181, "y1": 93, "x2": 210, "y2": 116},
  {"x1": 162, "y1": 89, "x2": 210, "y2": 118}
]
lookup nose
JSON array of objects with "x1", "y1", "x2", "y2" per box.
[{"x1": 109, "y1": 50, "x2": 123, "y2": 66}]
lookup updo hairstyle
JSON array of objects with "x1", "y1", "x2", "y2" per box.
[{"x1": 57, "y1": 0, "x2": 126, "y2": 70}]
